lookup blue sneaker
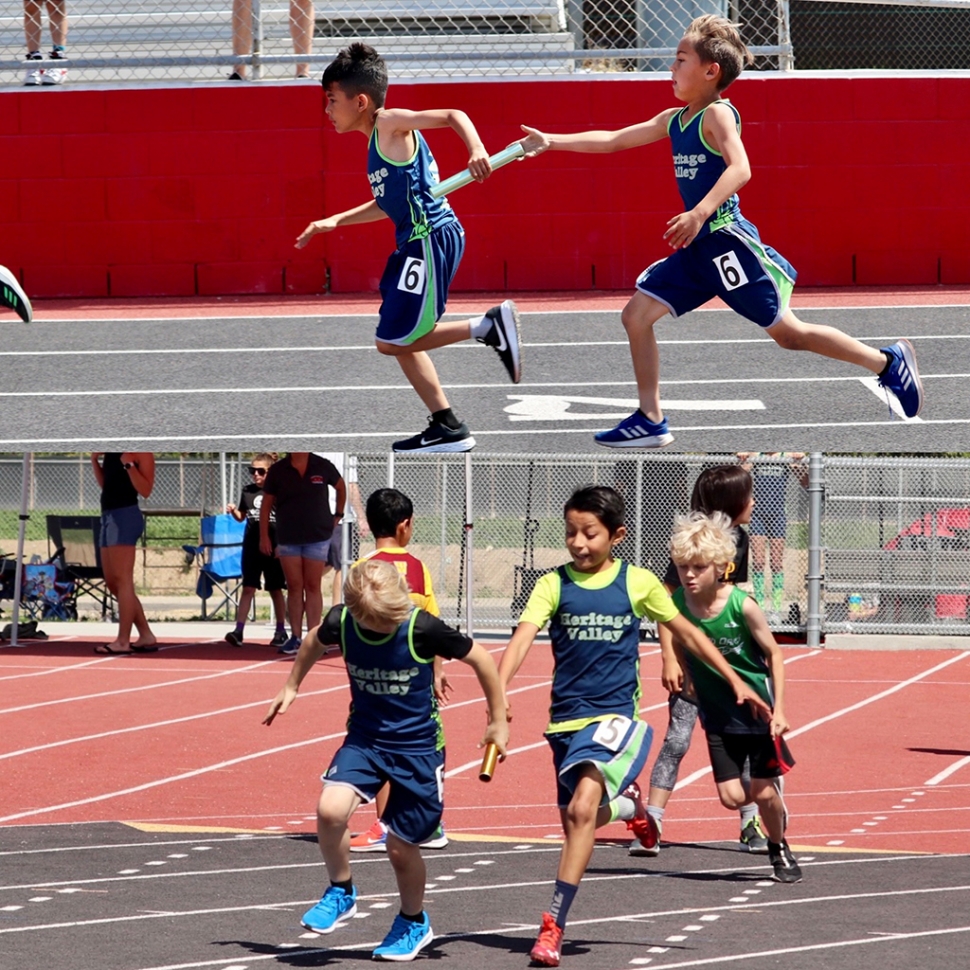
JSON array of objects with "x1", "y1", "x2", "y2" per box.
[
  {"x1": 372, "y1": 912, "x2": 433, "y2": 962},
  {"x1": 278, "y1": 635, "x2": 301, "y2": 656},
  {"x1": 594, "y1": 411, "x2": 674, "y2": 448},
  {"x1": 301, "y1": 884, "x2": 358, "y2": 934},
  {"x1": 877, "y1": 340, "x2": 923, "y2": 418}
]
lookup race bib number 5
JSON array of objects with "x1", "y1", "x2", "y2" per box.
[
  {"x1": 397, "y1": 256, "x2": 427, "y2": 295},
  {"x1": 714, "y1": 250, "x2": 749, "y2": 291},
  {"x1": 592, "y1": 715, "x2": 632, "y2": 752}
]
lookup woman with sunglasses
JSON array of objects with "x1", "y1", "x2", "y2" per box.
[
  {"x1": 260, "y1": 452, "x2": 346, "y2": 655},
  {"x1": 224, "y1": 453, "x2": 289, "y2": 648}
]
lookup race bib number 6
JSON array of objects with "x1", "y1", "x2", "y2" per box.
[
  {"x1": 714, "y1": 251, "x2": 749, "y2": 291},
  {"x1": 592, "y1": 715, "x2": 632, "y2": 752},
  {"x1": 397, "y1": 256, "x2": 427, "y2": 295}
]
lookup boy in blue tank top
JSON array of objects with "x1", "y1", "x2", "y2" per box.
[
  {"x1": 669, "y1": 511, "x2": 801, "y2": 884},
  {"x1": 517, "y1": 15, "x2": 923, "y2": 448},
  {"x1": 498, "y1": 485, "x2": 771, "y2": 968},
  {"x1": 295, "y1": 43, "x2": 523, "y2": 454},
  {"x1": 264, "y1": 558, "x2": 508, "y2": 961}
]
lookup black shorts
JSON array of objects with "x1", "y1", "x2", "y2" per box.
[
  {"x1": 706, "y1": 731, "x2": 795, "y2": 783},
  {"x1": 241, "y1": 543, "x2": 286, "y2": 592}
]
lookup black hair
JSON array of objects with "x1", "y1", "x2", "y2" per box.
[
  {"x1": 366, "y1": 487, "x2": 414, "y2": 539},
  {"x1": 690, "y1": 464, "x2": 753, "y2": 523},
  {"x1": 321, "y1": 42, "x2": 388, "y2": 107},
  {"x1": 563, "y1": 485, "x2": 626, "y2": 535}
]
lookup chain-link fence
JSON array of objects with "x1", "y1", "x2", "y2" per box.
[
  {"x1": 4, "y1": 452, "x2": 968, "y2": 639},
  {"x1": 2, "y1": 1, "x2": 967, "y2": 86}
]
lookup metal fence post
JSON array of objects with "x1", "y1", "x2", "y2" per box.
[
  {"x1": 10, "y1": 453, "x2": 31, "y2": 647},
  {"x1": 805, "y1": 451, "x2": 824, "y2": 647},
  {"x1": 464, "y1": 453, "x2": 474, "y2": 636},
  {"x1": 252, "y1": 0, "x2": 263, "y2": 81}
]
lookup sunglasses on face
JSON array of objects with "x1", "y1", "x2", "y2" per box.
[{"x1": 248, "y1": 467, "x2": 268, "y2": 476}]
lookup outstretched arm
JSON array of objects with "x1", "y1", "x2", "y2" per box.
[
  {"x1": 517, "y1": 109, "x2": 676, "y2": 157},
  {"x1": 461, "y1": 641, "x2": 510, "y2": 755},
  {"x1": 295, "y1": 199, "x2": 386, "y2": 249},
  {"x1": 661, "y1": 612, "x2": 771, "y2": 720},
  {"x1": 263, "y1": 625, "x2": 332, "y2": 725}
]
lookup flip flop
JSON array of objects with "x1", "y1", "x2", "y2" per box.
[
  {"x1": 130, "y1": 644, "x2": 159, "y2": 653},
  {"x1": 94, "y1": 644, "x2": 133, "y2": 655}
]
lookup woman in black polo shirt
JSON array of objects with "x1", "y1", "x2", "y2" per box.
[
  {"x1": 92, "y1": 452, "x2": 157, "y2": 655},
  {"x1": 260, "y1": 453, "x2": 345, "y2": 655}
]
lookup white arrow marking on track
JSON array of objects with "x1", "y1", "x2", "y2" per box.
[{"x1": 504, "y1": 395, "x2": 765, "y2": 422}]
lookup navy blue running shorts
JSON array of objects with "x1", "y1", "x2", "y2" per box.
[
  {"x1": 547, "y1": 716, "x2": 653, "y2": 809},
  {"x1": 636, "y1": 219, "x2": 796, "y2": 328},
  {"x1": 322, "y1": 734, "x2": 445, "y2": 845},
  {"x1": 376, "y1": 221, "x2": 465, "y2": 346}
]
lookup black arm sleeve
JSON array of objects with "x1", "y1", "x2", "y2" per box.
[
  {"x1": 410, "y1": 611, "x2": 474, "y2": 662},
  {"x1": 317, "y1": 606, "x2": 344, "y2": 647}
]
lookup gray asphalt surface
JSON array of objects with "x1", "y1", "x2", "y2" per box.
[
  {"x1": 3, "y1": 824, "x2": 969, "y2": 970},
  {"x1": 0, "y1": 305, "x2": 966, "y2": 452}
]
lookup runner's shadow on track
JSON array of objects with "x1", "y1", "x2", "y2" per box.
[
  {"x1": 908, "y1": 747, "x2": 970, "y2": 757},
  {"x1": 214, "y1": 940, "x2": 389, "y2": 965},
  {"x1": 447, "y1": 932, "x2": 591, "y2": 961}
]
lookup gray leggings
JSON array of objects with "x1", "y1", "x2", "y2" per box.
[
  {"x1": 649, "y1": 693, "x2": 753, "y2": 792},
  {"x1": 649, "y1": 693, "x2": 699, "y2": 791}
]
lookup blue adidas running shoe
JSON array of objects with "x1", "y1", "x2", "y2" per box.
[
  {"x1": 301, "y1": 884, "x2": 358, "y2": 934},
  {"x1": 372, "y1": 912, "x2": 433, "y2": 962},
  {"x1": 594, "y1": 411, "x2": 674, "y2": 448},
  {"x1": 877, "y1": 340, "x2": 923, "y2": 418}
]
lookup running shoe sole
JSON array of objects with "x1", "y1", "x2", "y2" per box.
[{"x1": 0, "y1": 264, "x2": 32, "y2": 323}]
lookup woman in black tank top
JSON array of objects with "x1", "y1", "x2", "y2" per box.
[{"x1": 92, "y1": 452, "x2": 158, "y2": 655}]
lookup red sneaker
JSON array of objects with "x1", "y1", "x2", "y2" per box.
[
  {"x1": 529, "y1": 912, "x2": 563, "y2": 967},
  {"x1": 348, "y1": 819, "x2": 387, "y2": 852},
  {"x1": 623, "y1": 782, "x2": 660, "y2": 857}
]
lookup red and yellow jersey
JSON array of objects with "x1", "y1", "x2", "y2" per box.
[{"x1": 354, "y1": 546, "x2": 439, "y2": 617}]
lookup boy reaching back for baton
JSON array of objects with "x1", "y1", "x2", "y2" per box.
[
  {"x1": 518, "y1": 15, "x2": 923, "y2": 449},
  {"x1": 296, "y1": 42, "x2": 522, "y2": 454}
]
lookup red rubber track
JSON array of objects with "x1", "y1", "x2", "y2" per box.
[
  {"x1": 2, "y1": 638, "x2": 968, "y2": 858},
  {"x1": 18, "y1": 285, "x2": 970, "y2": 319}
]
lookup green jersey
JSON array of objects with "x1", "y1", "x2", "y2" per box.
[{"x1": 674, "y1": 585, "x2": 773, "y2": 735}]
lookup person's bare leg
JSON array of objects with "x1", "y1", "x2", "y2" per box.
[
  {"x1": 301, "y1": 557, "x2": 326, "y2": 631},
  {"x1": 768, "y1": 310, "x2": 886, "y2": 371},
  {"x1": 100, "y1": 545, "x2": 153, "y2": 649},
  {"x1": 389, "y1": 350, "x2": 451, "y2": 414},
  {"x1": 46, "y1": 0, "x2": 66, "y2": 46},
  {"x1": 317, "y1": 785, "x2": 360, "y2": 879},
  {"x1": 386, "y1": 833, "x2": 427, "y2": 916},
  {"x1": 620, "y1": 292, "x2": 670, "y2": 422},
  {"x1": 24, "y1": 1, "x2": 42, "y2": 51},
  {"x1": 280, "y1": 556, "x2": 305, "y2": 639},
  {"x1": 290, "y1": 0, "x2": 314, "y2": 77},
  {"x1": 331, "y1": 564, "x2": 343, "y2": 606},
  {"x1": 231, "y1": 0, "x2": 251, "y2": 78},
  {"x1": 235, "y1": 586, "x2": 256, "y2": 625},
  {"x1": 270, "y1": 588, "x2": 286, "y2": 626}
]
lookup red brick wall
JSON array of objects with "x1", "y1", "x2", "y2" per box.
[{"x1": 2, "y1": 74, "x2": 968, "y2": 298}]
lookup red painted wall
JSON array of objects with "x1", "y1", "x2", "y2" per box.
[{"x1": 2, "y1": 74, "x2": 968, "y2": 298}]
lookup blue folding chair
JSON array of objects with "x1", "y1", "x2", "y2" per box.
[{"x1": 182, "y1": 514, "x2": 246, "y2": 620}]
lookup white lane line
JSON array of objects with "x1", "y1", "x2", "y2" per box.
[
  {"x1": 0, "y1": 656, "x2": 120, "y2": 681},
  {"x1": 0, "y1": 729, "x2": 347, "y2": 824},
  {"x1": 0, "y1": 682, "x2": 348, "y2": 760},
  {"x1": 926, "y1": 755, "x2": 970, "y2": 787},
  {"x1": 0, "y1": 658, "x2": 283, "y2": 715},
  {"x1": 5, "y1": 414, "x2": 970, "y2": 447},
  {"x1": 674, "y1": 652, "x2": 970, "y2": 792}
]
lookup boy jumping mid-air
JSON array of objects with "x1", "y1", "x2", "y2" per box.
[
  {"x1": 519, "y1": 15, "x2": 922, "y2": 448},
  {"x1": 296, "y1": 43, "x2": 522, "y2": 453}
]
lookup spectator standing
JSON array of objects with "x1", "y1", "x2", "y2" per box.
[
  {"x1": 92, "y1": 453, "x2": 157, "y2": 655},
  {"x1": 23, "y1": 1, "x2": 68, "y2": 86},
  {"x1": 314, "y1": 452, "x2": 369, "y2": 606},
  {"x1": 224, "y1": 453, "x2": 289, "y2": 648},
  {"x1": 260, "y1": 452, "x2": 344, "y2": 655},
  {"x1": 230, "y1": 0, "x2": 314, "y2": 80}
]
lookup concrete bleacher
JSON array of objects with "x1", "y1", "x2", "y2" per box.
[{"x1": 0, "y1": 0, "x2": 577, "y2": 82}]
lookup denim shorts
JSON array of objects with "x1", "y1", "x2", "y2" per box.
[
  {"x1": 276, "y1": 540, "x2": 331, "y2": 563},
  {"x1": 100, "y1": 505, "x2": 144, "y2": 548}
]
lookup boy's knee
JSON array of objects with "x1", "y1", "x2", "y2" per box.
[
  {"x1": 375, "y1": 340, "x2": 401, "y2": 357},
  {"x1": 768, "y1": 322, "x2": 808, "y2": 351}
]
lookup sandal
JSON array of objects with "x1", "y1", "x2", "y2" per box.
[{"x1": 94, "y1": 644, "x2": 133, "y2": 655}]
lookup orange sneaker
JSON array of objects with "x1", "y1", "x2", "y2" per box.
[
  {"x1": 529, "y1": 912, "x2": 563, "y2": 967},
  {"x1": 348, "y1": 819, "x2": 387, "y2": 852},
  {"x1": 623, "y1": 781, "x2": 660, "y2": 857}
]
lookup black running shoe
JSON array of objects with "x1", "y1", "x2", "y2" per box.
[
  {"x1": 478, "y1": 299, "x2": 522, "y2": 383},
  {"x1": 0, "y1": 264, "x2": 32, "y2": 323},
  {"x1": 393, "y1": 418, "x2": 475, "y2": 454},
  {"x1": 224, "y1": 629, "x2": 243, "y2": 647},
  {"x1": 768, "y1": 839, "x2": 803, "y2": 883}
]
